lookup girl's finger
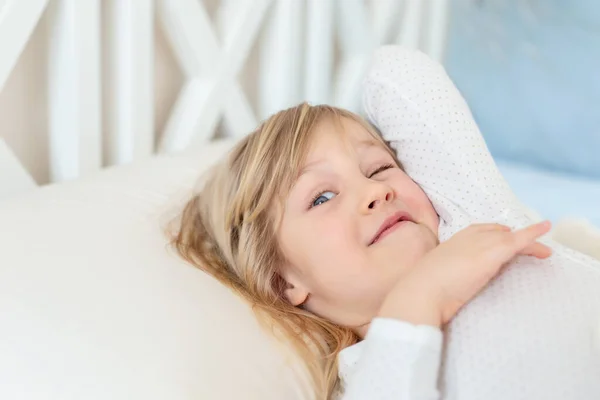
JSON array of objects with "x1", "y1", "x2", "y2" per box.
[
  {"x1": 518, "y1": 242, "x2": 552, "y2": 259},
  {"x1": 512, "y1": 221, "x2": 552, "y2": 251},
  {"x1": 473, "y1": 223, "x2": 512, "y2": 232}
]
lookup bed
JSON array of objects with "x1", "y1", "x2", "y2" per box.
[
  {"x1": 0, "y1": 1, "x2": 598, "y2": 399},
  {"x1": 497, "y1": 159, "x2": 600, "y2": 227}
]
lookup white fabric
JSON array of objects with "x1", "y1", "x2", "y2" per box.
[
  {"x1": 338, "y1": 46, "x2": 600, "y2": 399},
  {"x1": 552, "y1": 218, "x2": 600, "y2": 260},
  {"x1": 0, "y1": 140, "x2": 307, "y2": 400}
]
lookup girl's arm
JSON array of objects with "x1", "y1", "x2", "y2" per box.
[
  {"x1": 341, "y1": 281, "x2": 442, "y2": 399},
  {"x1": 340, "y1": 272, "x2": 443, "y2": 399},
  {"x1": 362, "y1": 46, "x2": 532, "y2": 239},
  {"x1": 339, "y1": 318, "x2": 442, "y2": 400}
]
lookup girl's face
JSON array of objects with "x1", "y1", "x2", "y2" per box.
[{"x1": 277, "y1": 117, "x2": 439, "y2": 336}]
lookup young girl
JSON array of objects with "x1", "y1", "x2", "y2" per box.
[{"x1": 172, "y1": 46, "x2": 600, "y2": 399}]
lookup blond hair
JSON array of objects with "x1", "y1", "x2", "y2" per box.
[{"x1": 171, "y1": 103, "x2": 398, "y2": 398}]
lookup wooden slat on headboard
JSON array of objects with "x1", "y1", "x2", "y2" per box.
[
  {"x1": 47, "y1": 0, "x2": 101, "y2": 182},
  {"x1": 0, "y1": 0, "x2": 449, "y2": 194}
]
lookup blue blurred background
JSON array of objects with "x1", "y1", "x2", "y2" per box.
[{"x1": 443, "y1": 0, "x2": 600, "y2": 226}]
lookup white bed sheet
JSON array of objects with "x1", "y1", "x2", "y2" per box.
[{"x1": 496, "y1": 158, "x2": 600, "y2": 227}]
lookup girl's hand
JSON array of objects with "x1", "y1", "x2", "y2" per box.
[{"x1": 378, "y1": 221, "x2": 552, "y2": 327}]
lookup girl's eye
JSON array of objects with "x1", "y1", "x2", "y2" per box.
[
  {"x1": 369, "y1": 163, "x2": 395, "y2": 178},
  {"x1": 310, "y1": 191, "x2": 336, "y2": 208}
]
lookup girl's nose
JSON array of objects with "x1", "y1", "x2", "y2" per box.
[{"x1": 362, "y1": 182, "x2": 394, "y2": 213}]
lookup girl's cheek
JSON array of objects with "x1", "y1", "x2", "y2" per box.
[
  {"x1": 400, "y1": 189, "x2": 426, "y2": 210},
  {"x1": 396, "y1": 178, "x2": 431, "y2": 210}
]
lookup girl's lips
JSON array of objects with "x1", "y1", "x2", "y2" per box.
[
  {"x1": 371, "y1": 219, "x2": 411, "y2": 244},
  {"x1": 369, "y1": 211, "x2": 414, "y2": 245}
]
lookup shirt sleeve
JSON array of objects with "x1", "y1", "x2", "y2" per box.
[
  {"x1": 340, "y1": 318, "x2": 443, "y2": 400},
  {"x1": 362, "y1": 45, "x2": 534, "y2": 239}
]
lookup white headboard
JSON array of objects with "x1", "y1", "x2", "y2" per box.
[{"x1": 0, "y1": 0, "x2": 449, "y2": 198}]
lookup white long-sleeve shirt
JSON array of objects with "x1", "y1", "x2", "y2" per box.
[
  {"x1": 337, "y1": 46, "x2": 600, "y2": 399},
  {"x1": 338, "y1": 318, "x2": 443, "y2": 400}
]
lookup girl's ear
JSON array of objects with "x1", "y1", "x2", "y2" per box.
[
  {"x1": 284, "y1": 281, "x2": 310, "y2": 307},
  {"x1": 280, "y1": 267, "x2": 310, "y2": 306}
]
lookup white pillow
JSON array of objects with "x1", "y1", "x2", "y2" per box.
[{"x1": 0, "y1": 140, "x2": 306, "y2": 400}]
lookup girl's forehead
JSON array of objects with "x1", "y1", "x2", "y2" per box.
[{"x1": 309, "y1": 116, "x2": 380, "y2": 154}]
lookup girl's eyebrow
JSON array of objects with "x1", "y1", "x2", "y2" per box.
[
  {"x1": 289, "y1": 165, "x2": 324, "y2": 201},
  {"x1": 298, "y1": 159, "x2": 326, "y2": 179},
  {"x1": 357, "y1": 139, "x2": 379, "y2": 148}
]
